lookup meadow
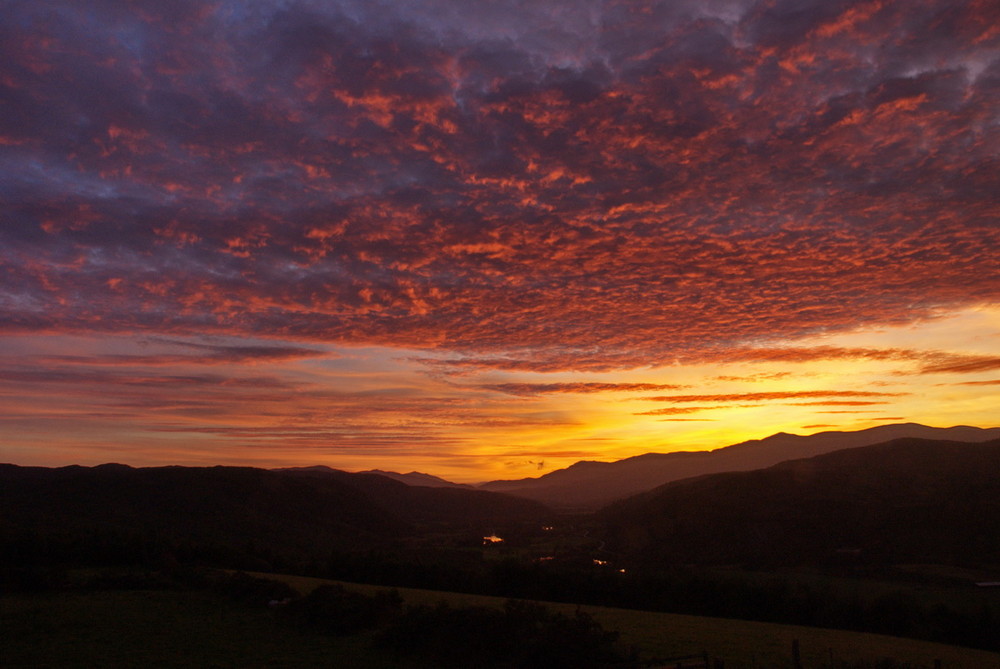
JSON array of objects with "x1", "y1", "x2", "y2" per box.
[
  {"x1": 269, "y1": 573, "x2": 1000, "y2": 668},
  {"x1": 4, "y1": 568, "x2": 999, "y2": 667}
]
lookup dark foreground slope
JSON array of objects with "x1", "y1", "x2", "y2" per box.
[
  {"x1": 601, "y1": 437, "x2": 1000, "y2": 568},
  {"x1": 0, "y1": 464, "x2": 550, "y2": 570},
  {"x1": 481, "y1": 424, "x2": 1000, "y2": 510}
]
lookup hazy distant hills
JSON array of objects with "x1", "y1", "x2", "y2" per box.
[
  {"x1": 0, "y1": 464, "x2": 549, "y2": 568},
  {"x1": 600, "y1": 437, "x2": 1000, "y2": 568},
  {"x1": 478, "y1": 424, "x2": 1000, "y2": 510},
  {"x1": 357, "y1": 469, "x2": 472, "y2": 489}
]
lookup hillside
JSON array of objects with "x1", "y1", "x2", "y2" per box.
[
  {"x1": 600, "y1": 437, "x2": 1000, "y2": 568},
  {"x1": 0, "y1": 463, "x2": 550, "y2": 569},
  {"x1": 275, "y1": 466, "x2": 546, "y2": 524},
  {"x1": 479, "y1": 424, "x2": 1000, "y2": 509}
]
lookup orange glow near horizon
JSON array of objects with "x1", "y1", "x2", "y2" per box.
[{"x1": 1, "y1": 306, "x2": 997, "y2": 483}]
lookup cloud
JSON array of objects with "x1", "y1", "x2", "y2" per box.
[
  {"x1": 0, "y1": 0, "x2": 997, "y2": 373},
  {"x1": 718, "y1": 347, "x2": 928, "y2": 364},
  {"x1": 477, "y1": 382, "x2": 688, "y2": 396},
  {"x1": 784, "y1": 401, "x2": 889, "y2": 406},
  {"x1": 633, "y1": 390, "x2": 905, "y2": 415},
  {"x1": 916, "y1": 355, "x2": 1000, "y2": 375},
  {"x1": 636, "y1": 406, "x2": 722, "y2": 416},
  {"x1": 0, "y1": 367, "x2": 297, "y2": 390},
  {"x1": 638, "y1": 390, "x2": 906, "y2": 403},
  {"x1": 714, "y1": 372, "x2": 794, "y2": 382},
  {"x1": 37, "y1": 340, "x2": 330, "y2": 366}
]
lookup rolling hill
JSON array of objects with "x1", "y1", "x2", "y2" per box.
[
  {"x1": 479, "y1": 424, "x2": 1000, "y2": 509},
  {"x1": 0, "y1": 463, "x2": 550, "y2": 569},
  {"x1": 600, "y1": 437, "x2": 1000, "y2": 568},
  {"x1": 276, "y1": 465, "x2": 545, "y2": 524}
]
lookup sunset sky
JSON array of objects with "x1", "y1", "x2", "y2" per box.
[{"x1": 1, "y1": 0, "x2": 998, "y2": 482}]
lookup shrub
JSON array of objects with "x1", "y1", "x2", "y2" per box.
[
  {"x1": 212, "y1": 571, "x2": 298, "y2": 606},
  {"x1": 377, "y1": 598, "x2": 637, "y2": 668},
  {"x1": 286, "y1": 584, "x2": 402, "y2": 635}
]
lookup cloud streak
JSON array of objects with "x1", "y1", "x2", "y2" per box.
[
  {"x1": 638, "y1": 390, "x2": 907, "y2": 403},
  {"x1": 478, "y1": 382, "x2": 688, "y2": 396}
]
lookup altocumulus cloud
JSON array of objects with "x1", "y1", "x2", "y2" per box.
[{"x1": 1, "y1": 0, "x2": 998, "y2": 371}]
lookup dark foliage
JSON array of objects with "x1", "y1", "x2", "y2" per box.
[
  {"x1": 822, "y1": 661, "x2": 920, "y2": 669},
  {"x1": 317, "y1": 552, "x2": 999, "y2": 652},
  {"x1": 285, "y1": 584, "x2": 402, "y2": 635},
  {"x1": 210, "y1": 570, "x2": 299, "y2": 606},
  {"x1": 377, "y1": 599, "x2": 638, "y2": 668}
]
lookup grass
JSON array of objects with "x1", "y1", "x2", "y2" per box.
[
  {"x1": 4, "y1": 572, "x2": 998, "y2": 668},
  {"x1": 262, "y1": 572, "x2": 1000, "y2": 668},
  {"x1": 0, "y1": 588, "x2": 420, "y2": 668}
]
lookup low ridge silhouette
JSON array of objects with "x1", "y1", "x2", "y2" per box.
[{"x1": 478, "y1": 424, "x2": 1000, "y2": 509}]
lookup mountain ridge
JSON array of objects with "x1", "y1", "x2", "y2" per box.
[
  {"x1": 600, "y1": 436, "x2": 1000, "y2": 568},
  {"x1": 478, "y1": 423, "x2": 1000, "y2": 509},
  {"x1": 358, "y1": 469, "x2": 472, "y2": 488},
  {"x1": 0, "y1": 463, "x2": 551, "y2": 569}
]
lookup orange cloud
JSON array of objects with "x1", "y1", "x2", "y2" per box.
[
  {"x1": 478, "y1": 382, "x2": 688, "y2": 396},
  {"x1": 638, "y1": 390, "x2": 906, "y2": 403}
]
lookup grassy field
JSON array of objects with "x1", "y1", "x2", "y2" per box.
[
  {"x1": 266, "y1": 572, "x2": 1000, "y2": 669},
  {"x1": 3, "y1": 573, "x2": 998, "y2": 668},
  {"x1": 0, "y1": 588, "x2": 422, "y2": 668}
]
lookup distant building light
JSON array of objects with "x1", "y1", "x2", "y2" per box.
[
  {"x1": 542, "y1": 526, "x2": 554, "y2": 531},
  {"x1": 483, "y1": 534, "x2": 503, "y2": 544},
  {"x1": 618, "y1": 569, "x2": 626, "y2": 574},
  {"x1": 593, "y1": 559, "x2": 608, "y2": 566}
]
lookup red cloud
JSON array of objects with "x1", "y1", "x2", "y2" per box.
[
  {"x1": 0, "y1": 0, "x2": 997, "y2": 376},
  {"x1": 478, "y1": 382, "x2": 688, "y2": 396}
]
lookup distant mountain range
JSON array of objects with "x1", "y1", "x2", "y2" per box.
[
  {"x1": 358, "y1": 469, "x2": 472, "y2": 489},
  {"x1": 276, "y1": 465, "x2": 472, "y2": 489},
  {"x1": 4, "y1": 427, "x2": 998, "y2": 574},
  {"x1": 477, "y1": 424, "x2": 1000, "y2": 510},
  {"x1": 601, "y1": 436, "x2": 1000, "y2": 568}
]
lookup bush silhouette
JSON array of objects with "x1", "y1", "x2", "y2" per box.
[
  {"x1": 287, "y1": 584, "x2": 402, "y2": 635},
  {"x1": 377, "y1": 598, "x2": 637, "y2": 667}
]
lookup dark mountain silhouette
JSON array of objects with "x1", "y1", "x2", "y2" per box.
[
  {"x1": 0, "y1": 464, "x2": 549, "y2": 569},
  {"x1": 600, "y1": 437, "x2": 1000, "y2": 568},
  {"x1": 275, "y1": 466, "x2": 545, "y2": 524},
  {"x1": 358, "y1": 469, "x2": 472, "y2": 489},
  {"x1": 0, "y1": 464, "x2": 404, "y2": 566},
  {"x1": 479, "y1": 424, "x2": 1000, "y2": 510},
  {"x1": 279, "y1": 465, "x2": 472, "y2": 490}
]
